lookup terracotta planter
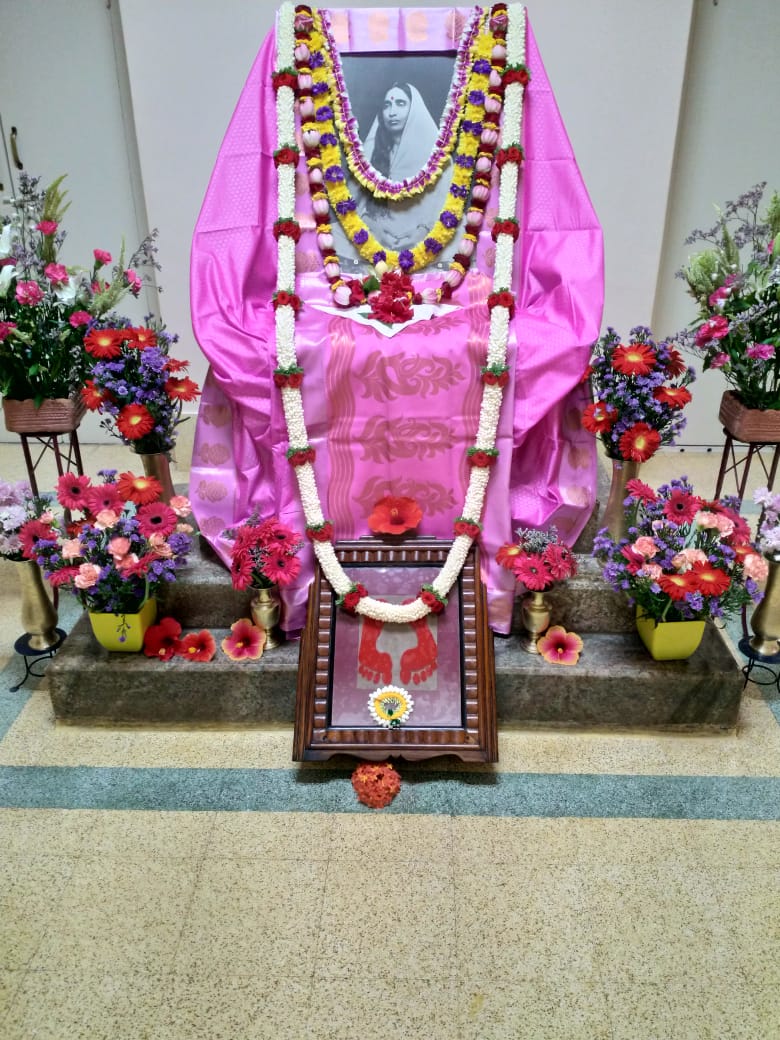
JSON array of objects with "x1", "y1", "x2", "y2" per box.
[
  {"x1": 635, "y1": 610, "x2": 705, "y2": 661},
  {"x1": 88, "y1": 598, "x2": 157, "y2": 652},
  {"x1": 2, "y1": 395, "x2": 86, "y2": 434},
  {"x1": 718, "y1": 391, "x2": 780, "y2": 444}
]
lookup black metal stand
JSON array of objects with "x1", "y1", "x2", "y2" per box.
[
  {"x1": 738, "y1": 636, "x2": 780, "y2": 692},
  {"x1": 10, "y1": 629, "x2": 67, "y2": 693}
]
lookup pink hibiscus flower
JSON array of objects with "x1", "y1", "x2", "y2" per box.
[
  {"x1": 537, "y1": 626, "x2": 583, "y2": 666},
  {"x1": 221, "y1": 618, "x2": 265, "y2": 661}
]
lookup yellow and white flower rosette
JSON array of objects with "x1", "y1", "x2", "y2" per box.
[{"x1": 368, "y1": 685, "x2": 414, "y2": 728}]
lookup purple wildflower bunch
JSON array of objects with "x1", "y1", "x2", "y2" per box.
[
  {"x1": 593, "y1": 476, "x2": 765, "y2": 624},
  {"x1": 582, "y1": 326, "x2": 695, "y2": 462},
  {"x1": 0, "y1": 479, "x2": 49, "y2": 560},
  {"x1": 678, "y1": 182, "x2": 780, "y2": 409},
  {"x1": 0, "y1": 172, "x2": 160, "y2": 403}
]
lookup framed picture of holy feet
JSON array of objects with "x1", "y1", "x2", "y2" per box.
[{"x1": 293, "y1": 538, "x2": 497, "y2": 762}]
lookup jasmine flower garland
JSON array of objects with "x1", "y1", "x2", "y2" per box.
[{"x1": 273, "y1": 2, "x2": 527, "y2": 623}]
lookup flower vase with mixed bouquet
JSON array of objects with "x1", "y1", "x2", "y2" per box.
[
  {"x1": 594, "y1": 476, "x2": 766, "y2": 659},
  {"x1": 748, "y1": 486, "x2": 780, "y2": 655},
  {"x1": 0, "y1": 172, "x2": 159, "y2": 415},
  {"x1": 679, "y1": 182, "x2": 780, "y2": 419},
  {"x1": 20, "y1": 469, "x2": 193, "y2": 650},
  {"x1": 496, "y1": 527, "x2": 580, "y2": 656},
  {"x1": 581, "y1": 325, "x2": 695, "y2": 538}
]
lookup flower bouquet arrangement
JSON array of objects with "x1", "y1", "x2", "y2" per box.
[
  {"x1": 593, "y1": 476, "x2": 766, "y2": 625},
  {"x1": 496, "y1": 526, "x2": 578, "y2": 590},
  {"x1": 678, "y1": 182, "x2": 780, "y2": 409},
  {"x1": 0, "y1": 479, "x2": 47, "y2": 560},
  {"x1": 19, "y1": 470, "x2": 193, "y2": 614},
  {"x1": 753, "y1": 486, "x2": 780, "y2": 555},
  {"x1": 582, "y1": 326, "x2": 695, "y2": 462},
  {"x1": 224, "y1": 512, "x2": 304, "y2": 590},
  {"x1": 81, "y1": 324, "x2": 201, "y2": 454},
  {"x1": 0, "y1": 172, "x2": 159, "y2": 404}
]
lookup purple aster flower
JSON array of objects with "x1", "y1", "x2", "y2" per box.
[
  {"x1": 450, "y1": 184, "x2": 468, "y2": 199},
  {"x1": 462, "y1": 120, "x2": 483, "y2": 135},
  {"x1": 441, "y1": 210, "x2": 458, "y2": 229},
  {"x1": 325, "y1": 166, "x2": 344, "y2": 183},
  {"x1": 310, "y1": 51, "x2": 325, "y2": 68},
  {"x1": 312, "y1": 82, "x2": 328, "y2": 95},
  {"x1": 353, "y1": 228, "x2": 369, "y2": 245},
  {"x1": 398, "y1": 250, "x2": 414, "y2": 271},
  {"x1": 454, "y1": 154, "x2": 476, "y2": 168},
  {"x1": 372, "y1": 250, "x2": 387, "y2": 264}
]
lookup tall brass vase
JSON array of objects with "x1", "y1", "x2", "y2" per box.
[
  {"x1": 250, "y1": 585, "x2": 283, "y2": 649},
  {"x1": 749, "y1": 554, "x2": 780, "y2": 656},
  {"x1": 519, "y1": 590, "x2": 552, "y2": 654},
  {"x1": 16, "y1": 560, "x2": 59, "y2": 650},
  {"x1": 602, "y1": 458, "x2": 641, "y2": 541},
  {"x1": 136, "y1": 451, "x2": 176, "y2": 503}
]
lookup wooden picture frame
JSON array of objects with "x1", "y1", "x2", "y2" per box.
[{"x1": 293, "y1": 538, "x2": 497, "y2": 762}]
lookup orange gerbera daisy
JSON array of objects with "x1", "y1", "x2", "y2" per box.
[
  {"x1": 81, "y1": 380, "x2": 111, "y2": 411},
  {"x1": 126, "y1": 327, "x2": 157, "y2": 349},
  {"x1": 496, "y1": 543, "x2": 522, "y2": 569},
  {"x1": 116, "y1": 471, "x2": 163, "y2": 506},
  {"x1": 689, "y1": 562, "x2": 731, "y2": 596},
  {"x1": 618, "y1": 422, "x2": 661, "y2": 463},
  {"x1": 116, "y1": 403, "x2": 155, "y2": 440},
  {"x1": 611, "y1": 342, "x2": 657, "y2": 376},
  {"x1": 83, "y1": 327, "x2": 124, "y2": 359},
  {"x1": 664, "y1": 347, "x2": 687, "y2": 377},
  {"x1": 582, "y1": 400, "x2": 617, "y2": 434},
  {"x1": 653, "y1": 386, "x2": 692, "y2": 409}
]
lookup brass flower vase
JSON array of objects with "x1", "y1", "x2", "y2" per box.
[
  {"x1": 136, "y1": 451, "x2": 176, "y2": 503},
  {"x1": 519, "y1": 590, "x2": 552, "y2": 653},
  {"x1": 250, "y1": 585, "x2": 283, "y2": 649},
  {"x1": 602, "y1": 458, "x2": 641, "y2": 541},
  {"x1": 749, "y1": 553, "x2": 780, "y2": 656},
  {"x1": 16, "y1": 560, "x2": 59, "y2": 650}
]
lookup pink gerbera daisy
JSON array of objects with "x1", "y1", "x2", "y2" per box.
[
  {"x1": 221, "y1": 618, "x2": 265, "y2": 661},
  {"x1": 261, "y1": 550, "x2": 302, "y2": 587},
  {"x1": 56, "y1": 473, "x2": 92, "y2": 511},
  {"x1": 230, "y1": 551, "x2": 255, "y2": 591},
  {"x1": 136, "y1": 502, "x2": 178, "y2": 538},
  {"x1": 625, "y1": 478, "x2": 657, "y2": 504},
  {"x1": 537, "y1": 626, "x2": 583, "y2": 665},
  {"x1": 513, "y1": 553, "x2": 553, "y2": 591},
  {"x1": 84, "y1": 483, "x2": 123, "y2": 516},
  {"x1": 663, "y1": 489, "x2": 702, "y2": 525}
]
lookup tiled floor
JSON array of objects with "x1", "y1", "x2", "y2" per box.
[{"x1": 0, "y1": 437, "x2": 778, "y2": 1038}]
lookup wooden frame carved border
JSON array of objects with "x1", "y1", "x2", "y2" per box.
[{"x1": 293, "y1": 538, "x2": 497, "y2": 762}]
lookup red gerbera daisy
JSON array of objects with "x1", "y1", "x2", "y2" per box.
[
  {"x1": 514, "y1": 553, "x2": 553, "y2": 591},
  {"x1": 625, "y1": 478, "x2": 657, "y2": 504},
  {"x1": 611, "y1": 342, "x2": 657, "y2": 376},
  {"x1": 496, "y1": 543, "x2": 522, "y2": 569},
  {"x1": 230, "y1": 551, "x2": 255, "y2": 591},
  {"x1": 658, "y1": 572, "x2": 698, "y2": 600},
  {"x1": 653, "y1": 386, "x2": 692, "y2": 409},
  {"x1": 542, "y1": 543, "x2": 577, "y2": 580},
  {"x1": 83, "y1": 328, "x2": 125, "y2": 358},
  {"x1": 84, "y1": 483, "x2": 123, "y2": 516},
  {"x1": 56, "y1": 473, "x2": 92, "y2": 511},
  {"x1": 618, "y1": 423, "x2": 661, "y2": 463},
  {"x1": 126, "y1": 327, "x2": 157, "y2": 349},
  {"x1": 261, "y1": 550, "x2": 302, "y2": 587},
  {"x1": 136, "y1": 502, "x2": 178, "y2": 538},
  {"x1": 582, "y1": 400, "x2": 617, "y2": 434},
  {"x1": 265, "y1": 523, "x2": 299, "y2": 547},
  {"x1": 689, "y1": 562, "x2": 731, "y2": 597},
  {"x1": 177, "y1": 630, "x2": 217, "y2": 662},
  {"x1": 81, "y1": 380, "x2": 111, "y2": 411},
  {"x1": 143, "y1": 616, "x2": 182, "y2": 661},
  {"x1": 663, "y1": 489, "x2": 702, "y2": 525},
  {"x1": 116, "y1": 403, "x2": 155, "y2": 441},
  {"x1": 664, "y1": 347, "x2": 687, "y2": 378},
  {"x1": 116, "y1": 472, "x2": 163, "y2": 506},
  {"x1": 221, "y1": 617, "x2": 265, "y2": 661},
  {"x1": 47, "y1": 566, "x2": 80, "y2": 588},
  {"x1": 19, "y1": 518, "x2": 57, "y2": 557},
  {"x1": 165, "y1": 376, "x2": 201, "y2": 402}
]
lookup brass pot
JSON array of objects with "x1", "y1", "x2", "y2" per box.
[
  {"x1": 15, "y1": 560, "x2": 59, "y2": 650},
  {"x1": 250, "y1": 585, "x2": 283, "y2": 649},
  {"x1": 519, "y1": 589, "x2": 552, "y2": 653},
  {"x1": 749, "y1": 553, "x2": 780, "y2": 656}
]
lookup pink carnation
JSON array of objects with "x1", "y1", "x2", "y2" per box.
[
  {"x1": 15, "y1": 280, "x2": 44, "y2": 306},
  {"x1": 61, "y1": 538, "x2": 83, "y2": 561},
  {"x1": 709, "y1": 352, "x2": 730, "y2": 369},
  {"x1": 69, "y1": 311, "x2": 92, "y2": 327},
  {"x1": 35, "y1": 220, "x2": 58, "y2": 235},
  {"x1": 747, "y1": 342, "x2": 775, "y2": 361},
  {"x1": 108, "y1": 536, "x2": 131, "y2": 559},
  {"x1": 694, "y1": 315, "x2": 729, "y2": 346},
  {"x1": 93, "y1": 249, "x2": 112, "y2": 265},
  {"x1": 672, "y1": 548, "x2": 708, "y2": 571},
  {"x1": 74, "y1": 562, "x2": 101, "y2": 589},
  {"x1": 125, "y1": 268, "x2": 142, "y2": 295},
  {"x1": 632, "y1": 536, "x2": 658, "y2": 558},
  {"x1": 44, "y1": 263, "x2": 69, "y2": 285},
  {"x1": 695, "y1": 510, "x2": 734, "y2": 537},
  {"x1": 743, "y1": 553, "x2": 769, "y2": 582},
  {"x1": 0, "y1": 321, "x2": 17, "y2": 341}
]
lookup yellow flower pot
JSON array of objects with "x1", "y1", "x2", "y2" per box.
[
  {"x1": 635, "y1": 610, "x2": 705, "y2": 661},
  {"x1": 88, "y1": 599, "x2": 157, "y2": 652}
]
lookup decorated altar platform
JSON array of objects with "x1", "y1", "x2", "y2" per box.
[{"x1": 46, "y1": 534, "x2": 745, "y2": 733}]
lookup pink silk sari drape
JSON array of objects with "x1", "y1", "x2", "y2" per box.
[{"x1": 189, "y1": 5, "x2": 604, "y2": 634}]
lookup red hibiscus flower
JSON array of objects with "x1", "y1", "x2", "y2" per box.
[
  {"x1": 514, "y1": 553, "x2": 553, "y2": 591},
  {"x1": 116, "y1": 472, "x2": 163, "y2": 506},
  {"x1": 653, "y1": 386, "x2": 692, "y2": 409},
  {"x1": 618, "y1": 423, "x2": 661, "y2": 463},
  {"x1": 116, "y1": 403, "x2": 155, "y2": 441},
  {"x1": 663, "y1": 488, "x2": 702, "y2": 525},
  {"x1": 56, "y1": 473, "x2": 92, "y2": 511},
  {"x1": 611, "y1": 342, "x2": 657, "y2": 376},
  {"x1": 143, "y1": 616, "x2": 183, "y2": 661},
  {"x1": 689, "y1": 562, "x2": 731, "y2": 597},
  {"x1": 659, "y1": 572, "x2": 697, "y2": 600},
  {"x1": 165, "y1": 376, "x2": 201, "y2": 402},
  {"x1": 136, "y1": 502, "x2": 178, "y2": 538},
  {"x1": 582, "y1": 400, "x2": 617, "y2": 434},
  {"x1": 367, "y1": 495, "x2": 422, "y2": 535},
  {"x1": 221, "y1": 618, "x2": 265, "y2": 660},
  {"x1": 177, "y1": 630, "x2": 217, "y2": 662},
  {"x1": 83, "y1": 328, "x2": 124, "y2": 359}
]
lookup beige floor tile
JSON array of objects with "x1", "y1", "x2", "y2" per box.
[
  {"x1": 2, "y1": 969, "x2": 166, "y2": 1040},
  {"x1": 174, "y1": 857, "x2": 325, "y2": 977},
  {"x1": 208, "y1": 809, "x2": 334, "y2": 860},
  {"x1": 684, "y1": 819, "x2": 780, "y2": 871},
  {"x1": 156, "y1": 971, "x2": 313, "y2": 1040},
  {"x1": 452, "y1": 814, "x2": 583, "y2": 869},
  {"x1": 327, "y1": 810, "x2": 453, "y2": 863},
  {"x1": 77, "y1": 809, "x2": 217, "y2": 862},
  {"x1": 459, "y1": 976, "x2": 612, "y2": 1040},
  {"x1": 454, "y1": 863, "x2": 599, "y2": 982},
  {"x1": 28, "y1": 856, "x2": 199, "y2": 974},
  {"x1": 0, "y1": 807, "x2": 97, "y2": 858},
  {"x1": 0, "y1": 969, "x2": 24, "y2": 1022},
  {"x1": 0, "y1": 852, "x2": 77, "y2": 970},
  {"x1": 305, "y1": 977, "x2": 461, "y2": 1040},
  {"x1": 573, "y1": 817, "x2": 702, "y2": 870},
  {"x1": 315, "y1": 860, "x2": 457, "y2": 982}
]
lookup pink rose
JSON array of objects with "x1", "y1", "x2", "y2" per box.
[
  {"x1": 15, "y1": 280, "x2": 44, "y2": 306},
  {"x1": 694, "y1": 315, "x2": 729, "y2": 346},
  {"x1": 61, "y1": 538, "x2": 83, "y2": 560},
  {"x1": 169, "y1": 495, "x2": 192, "y2": 518},
  {"x1": 93, "y1": 249, "x2": 112, "y2": 265},
  {"x1": 672, "y1": 548, "x2": 708, "y2": 571},
  {"x1": 35, "y1": 221, "x2": 58, "y2": 235},
  {"x1": 632, "y1": 536, "x2": 658, "y2": 558},
  {"x1": 69, "y1": 311, "x2": 92, "y2": 327},
  {"x1": 743, "y1": 553, "x2": 769, "y2": 582},
  {"x1": 0, "y1": 321, "x2": 17, "y2": 341},
  {"x1": 94, "y1": 509, "x2": 120, "y2": 530},
  {"x1": 44, "y1": 262, "x2": 69, "y2": 286},
  {"x1": 74, "y1": 563, "x2": 101, "y2": 589},
  {"x1": 747, "y1": 342, "x2": 775, "y2": 360},
  {"x1": 125, "y1": 268, "x2": 142, "y2": 296}
]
